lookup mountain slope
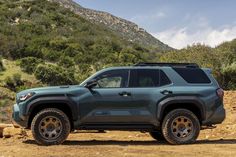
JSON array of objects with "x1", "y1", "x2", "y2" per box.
[
  {"x1": 0, "y1": 0, "x2": 155, "y2": 86},
  {"x1": 51, "y1": 0, "x2": 172, "y2": 51}
]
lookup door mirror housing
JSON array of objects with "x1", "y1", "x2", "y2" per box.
[{"x1": 85, "y1": 79, "x2": 97, "y2": 89}]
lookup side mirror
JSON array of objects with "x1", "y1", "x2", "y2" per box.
[{"x1": 85, "y1": 79, "x2": 97, "y2": 89}]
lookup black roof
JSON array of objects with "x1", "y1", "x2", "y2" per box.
[{"x1": 134, "y1": 62, "x2": 199, "y2": 68}]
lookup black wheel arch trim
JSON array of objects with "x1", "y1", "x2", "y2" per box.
[
  {"x1": 157, "y1": 96, "x2": 206, "y2": 122},
  {"x1": 25, "y1": 94, "x2": 78, "y2": 121}
]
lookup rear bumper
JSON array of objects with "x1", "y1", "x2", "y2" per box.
[
  {"x1": 202, "y1": 105, "x2": 226, "y2": 125},
  {"x1": 12, "y1": 104, "x2": 28, "y2": 128}
]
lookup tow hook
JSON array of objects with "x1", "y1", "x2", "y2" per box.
[{"x1": 201, "y1": 125, "x2": 217, "y2": 130}]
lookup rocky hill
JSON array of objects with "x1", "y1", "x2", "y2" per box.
[{"x1": 51, "y1": 0, "x2": 172, "y2": 51}]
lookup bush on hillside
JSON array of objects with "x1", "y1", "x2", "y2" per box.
[
  {"x1": 19, "y1": 57, "x2": 44, "y2": 74},
  {"x1": 4, "y1": 73, "x2": 23, "y2": 91},
  {"x1": 34, "y1": 64, "x2": 76, "y2": 85},
  {"x1": 221, "y1": 63, "x2": 236, "y2": 90},
  {"x1": 0, "y1": 57, "x2": 5, "y2": 71},
  {"x1": 59, "y1": 55, "x2": 75, "y2": 68}
]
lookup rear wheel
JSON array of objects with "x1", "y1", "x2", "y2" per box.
[
  {"x1": 31, "y1": 108, "x2": 71, "y2": 145},
  {"x1": 162, "y1": 109, "x2": 200, "y2": 145}
]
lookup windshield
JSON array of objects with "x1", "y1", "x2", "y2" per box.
[{"x1": 79, "y1": 69, "x2": 105, "y2": 86}]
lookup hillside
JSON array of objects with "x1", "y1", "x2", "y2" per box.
[
  {"x1": 50, "y1": 0, "x2": 172, "y2": 51},
  {"x1": 0, "y1": 0, "x2": 155, "y2": 81}
]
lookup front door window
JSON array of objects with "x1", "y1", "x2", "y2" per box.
[{"x1": 94, "y1": 69, "x2": 129, "y2": 88}]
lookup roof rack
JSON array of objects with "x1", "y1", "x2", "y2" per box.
[{"x1": 134, "y1": 62, "x2": 199, "y2": 68}]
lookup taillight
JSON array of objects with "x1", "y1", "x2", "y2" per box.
[{"x1": 216, "y1": 88, "x2": 224, "y2": 99}]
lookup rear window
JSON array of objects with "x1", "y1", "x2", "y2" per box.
[{"x1": 173, "y1": 68, "x2": 211, "y2": 84}]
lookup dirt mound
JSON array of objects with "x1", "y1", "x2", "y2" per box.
[
  {"x1": 0, "y1": 124, "x2": 27, "y2": 138},
  {"x1": 0, "y1": 124, "x2": 13, "y2": 138}
]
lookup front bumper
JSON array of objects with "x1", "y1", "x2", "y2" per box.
[
  {"x1": 202, "y1": 105, "x2": 226, "y2": 125},
  {"x1": 12, "y1": 104, "x2": 28, "y2": 128}
]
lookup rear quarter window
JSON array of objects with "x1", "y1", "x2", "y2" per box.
[{"x1": 173, "y1": 68, "x2": 211, "y2": 84}]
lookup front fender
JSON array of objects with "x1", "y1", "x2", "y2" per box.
[
  {"x1": 157, "y1": 96, "x2": 206, "y2": 122},
  {"x1": 25, "y1": 94, "x2": 78, "y2": 121}
]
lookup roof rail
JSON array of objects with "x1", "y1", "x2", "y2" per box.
[{"x1": 134, "y1": 62, "x2": 199, "y2": 68}]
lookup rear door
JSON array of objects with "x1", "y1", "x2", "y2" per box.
[{"x1": 128, "y1": 68, "x2": 172, "y2": 125}]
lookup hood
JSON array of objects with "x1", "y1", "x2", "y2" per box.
[{"x1": 16, "y1": 85, "x2": 83, "y2": 99}]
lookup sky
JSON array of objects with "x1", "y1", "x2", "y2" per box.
[{"x1": 74, "y1": 0, "x2": 236, "y2": 49}]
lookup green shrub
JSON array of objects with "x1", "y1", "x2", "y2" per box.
[
  {"x1": 221, "y1": 63, "x2": 236, "y2": 90},
  {"x1": 19, "y1": 57, "x2": 44, "y2": 74},
  {"x1": 34, "y1": 64, "x2": 76, "y2": 85},
  {"x1": 4, "y1": 76, "x2": 15, "y2": 90},
  {"x1": 0, "y1": 57, "x2": 5, "y2": 71},
  {"x1": 42, "y1": 48, "x2": 63, "y2": 62},
  {"x1": 12, "y1": 73, "x2": 23, "y2": 86},
  {"x1": 59, "y1": 56, "x2": 75, "y2": 68},
  {"x1": 4, "y1": 73, "x2": 23, "y2": 91}
]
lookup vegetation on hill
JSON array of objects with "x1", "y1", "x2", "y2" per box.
[
  {"x1": 158, "y1": 41, "x2": 236, "y2": 89},
  {"x1": 0, "y1": 0, "x2": 148, "y2": 84}
]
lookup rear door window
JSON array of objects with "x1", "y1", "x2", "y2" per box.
[
  {"x1": 129, "y1": 69, "x2": 171, "y2": 87},
  {"x1": 160, "y1": 70, "x2": 171, "y2": 86}
]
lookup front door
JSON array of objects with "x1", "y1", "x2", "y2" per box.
[{"x1": 80, "y1": 69, "x2": 135, "y2": 124}]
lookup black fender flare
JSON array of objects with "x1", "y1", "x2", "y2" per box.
[
  {"x1": 25, "y1": 95, "x2": 78, "y2": 121},
  {"x1": 157, "y1": 96, "x2": 206, "y2": 122}
]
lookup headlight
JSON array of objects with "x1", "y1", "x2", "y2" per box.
[{"x1": 19, "y1": 92, "x2": 35, "y2": 102}]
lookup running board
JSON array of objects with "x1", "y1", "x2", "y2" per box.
[{"x1": 78, "y1": 124, "x2": 156, "y2": 131}]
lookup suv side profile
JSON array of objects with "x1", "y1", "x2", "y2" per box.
[{"x1": 12, "y1": 63, "x2": 225, "y2": 145}]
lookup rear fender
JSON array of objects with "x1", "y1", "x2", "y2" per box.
[{"x1": 157, "y1": 96, "x2": 206, "y2": 122}]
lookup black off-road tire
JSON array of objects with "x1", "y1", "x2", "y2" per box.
[
  {"x1": 31, "y1": 108, "x2": 71, "y2": 145},
  {"x1": 162, "y1": 109, "x2": 200, "y2": 145},
  {"x1": 149, "y1": 131, "x2": 166, "y2": 141}
]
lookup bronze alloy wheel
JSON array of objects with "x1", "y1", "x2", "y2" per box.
[
  {"x1": 162, "y1": 109, "x2": 200, "y2": 144},
  {"x1": 39, "y1": 116, "x2": 63, "y2": 140},
  {"x1": 31, "y1": 108, "x2": 71, "y2": 145},
  {"x1": 171, "y1": 116, "x2": 193, "y2": 139}
]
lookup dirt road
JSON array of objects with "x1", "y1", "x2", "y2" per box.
[{"x1": 0, "y1": 91, "x2": 236, "y2": 157}]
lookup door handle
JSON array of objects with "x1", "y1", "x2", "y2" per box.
[
  {"x1": 119, "y1": 91, "x2": 131, "y2": 97},
  {"x1": 160, "y1": 90, "x2": 173, "y2": 95}
]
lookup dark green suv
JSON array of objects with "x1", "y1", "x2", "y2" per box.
[{"x1": 12, "y1": 63, "x2": 225, "y2": 145}]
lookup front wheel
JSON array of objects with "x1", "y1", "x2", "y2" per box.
[
  {"x1": 162, "y1": 109, "x2": 200, "y2": 145},
  {"x1": 31, "y1": 108, "x2": 71, "y2": 145}
]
